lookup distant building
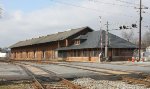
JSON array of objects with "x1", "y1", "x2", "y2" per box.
[
  {"x1": 146, "y1": 46, "x2": 150, "y2": 52},
  {"x1": 0, "y1": 48, "x2": 10, "y2": 58},
  {"x1": 10, "y1": 27, "x2": 137, "y2": 62},
  {"x1": 0, "y1": 52, "x2": 7, "y2": 58}
]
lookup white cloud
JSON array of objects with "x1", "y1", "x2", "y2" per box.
[{"x1": 0, "y1": 0, "x2": 149, "y2": 47}]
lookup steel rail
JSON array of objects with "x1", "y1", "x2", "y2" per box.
[
  {"x1": 122, "y1": 76, "x2": 150, "y2": 87},
  {"x1": 17, "y1": 64, "x2": 45, "y2": 89},
  {"x1": 33, "y1": 62, "x2": 121, "y2": 89},
  {"x1": 22, "y1": 62, "x2": 123, "y2": 89},
  {"x1": 57, "y1": 63, "x2": 150, "y2": 88},
  {"x1": 19, "y1": 61, "x2": 150, "y2": 88},
  {"x1": 30, "y1": 64, "x2": 84, "y2": 89},
  {"x1": 18, "y1": 62, "x2": 84, "y2": 89},
  {"x1": 57, "y1": 63, "x2": 144, "y2": 74},
  {"x1": 56, "y1": 63, "x2": 150, "y2": 88}
]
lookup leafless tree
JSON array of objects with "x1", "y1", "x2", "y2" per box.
[
  {"x1": 122, "y1": 30, "x2": 134, "y2": 42},
  {"x1": 142, "y1": 30, "x2": 150, "y2": 47}
]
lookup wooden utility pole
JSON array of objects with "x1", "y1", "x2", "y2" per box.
[
  {"x1": 139, "y1": 0, "x2": 142, "y2": 61},
  {"x1": 138, "y1": 0, "x2": 148, "y2": 61}
]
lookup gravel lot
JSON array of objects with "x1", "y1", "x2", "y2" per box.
[{"x1": 72, "y1": 78, "x2": 150, "y2": 89}]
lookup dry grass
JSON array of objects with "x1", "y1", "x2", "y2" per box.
[{"x1": 0, "y1": 83, "x2": 33, "y2": 89}]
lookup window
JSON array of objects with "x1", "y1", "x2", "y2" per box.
[
  {"x1": 14, "y1": 52, "x2": 16, "y2": 58},
  {"x1": 113, "y1": 49, "x2": 120, "y2": 56},
  {"x1": 83, "y1": 50, "x2": 88, "y2": 57},
  {"x1": 33, "y1": 50, "x2": 37, "y2": 58},
  {"x1": 26, "y1": 51, "x2": 28, "y2": 58},
  {"x1": 20, "y1": 51, "x2": 22, "y2": 58},
  {"x1": 74, "y1": 50, "x2": 77, "y2": 57},
  {"x1": 74, "y1": 40, "x2": 80, "y2": 45},
  {"x1": 93, "y1": 49, "x2": 99, "y2": 57},
  {"x1": 42, "y1": 50, "x2": 46, "y2": 58}
]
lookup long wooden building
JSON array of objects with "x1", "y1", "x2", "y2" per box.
[{"x1": 10, "y1": 27, "x2": 137, "y2": 62}]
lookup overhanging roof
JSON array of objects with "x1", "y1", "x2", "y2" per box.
[
  {"x1": 57, "y1": 30, "x2": 138, "y2": 50},
  {"x1": 10, "y1": 26, "x2": 93, "y2": 48}
]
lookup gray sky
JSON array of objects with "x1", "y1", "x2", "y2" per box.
[{"x1": 0, "y1": 0, "x2": 150, "y2": 47}]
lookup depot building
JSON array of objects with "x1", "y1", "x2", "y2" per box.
[{"x1": 10, "y1": 27, "x2": 137, "y2": 62}]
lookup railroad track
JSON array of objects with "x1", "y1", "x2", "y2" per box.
[
  {"x1": 16, "y1": 63, "x2": 84, "y2": 89},
  {"x1": 24, "y1": 61, "x2": 140, "y2": 74},
  {"x1": 105, "y1": 62, "x2": 150, "y2": 67},
  {"x1": 18, "y1": 62, "x2": 123, "y2": 89},
  {"x1": 56, "y1": 63, "x2": 140, "y2": 74},
  {"x1": 57, "y1": 63, "x2": 150, "y2": 88},
  {"x1": 18, "y1": 64, "x2": 45, "y2": 89},
  {"x1": 122, "y1": 76, "x2": 150, "y2": 88},
  {"x1": 17, "y1": 61, "x2": 150, "y2": 88}
]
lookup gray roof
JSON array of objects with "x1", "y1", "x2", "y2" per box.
[
  {"x1": 10, "y1": 26, "x2": 93, "y2": 48},
  {"x1": 57, "y1": 30, "x2": 138, "y2": 50},
  {"x1": 74, "y1": 35, "x2": 88, "y2": 40}
]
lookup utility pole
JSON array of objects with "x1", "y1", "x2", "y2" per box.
[
  {"x1": 139, "y1": 0, "x2": 142, "y2": 61},
  {"x1": 137, "y1": 0, "x2": 148, "y2": 61},
  {"x1": 105, "y1": 21, "x2": 109, "y2": 61}
]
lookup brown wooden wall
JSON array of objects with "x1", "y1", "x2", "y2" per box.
[
  {"x1": 10, "y1": 28, "x2": 92, "y2": 61},
  {"x1": 58, "y1": 48, "x2": 135, "y2": 62},
  {"x1": 11, "y1": 42, "x2": 59, "y2": 60}
]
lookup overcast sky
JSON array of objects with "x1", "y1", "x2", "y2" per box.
[{"x1": 0, "y1": 0, "x2": 150, "y2": 48}]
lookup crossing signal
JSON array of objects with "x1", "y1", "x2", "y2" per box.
[
  {"x1": 123, "y1": 25, "x2": 127, "y2": 29},
  {"x1": 119, "y1": 25, "x2": 127, "y2": 29},
  {"x1": 119, "y1": 26, "x2": 122, "y2": 29},
  {"x1": 132, "y1": 24, "x2": 137, "y2": 28}
]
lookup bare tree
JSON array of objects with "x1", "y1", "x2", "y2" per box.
[
  {"x1": 122, "y1": 30, "x2": 134, "y2": 42},
  {"x1": 142, "y1": 30, "x2": 150, "y2": 47}
]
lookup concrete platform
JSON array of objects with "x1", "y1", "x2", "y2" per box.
[
  {"x1": 26, "y1": 63, "x2": 103, "y2": 79},
  {"x1": 61, "y1": 62, "x2": 150, "y2": 74}
]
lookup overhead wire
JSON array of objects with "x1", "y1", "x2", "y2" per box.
[
  {"x1": 115, "y1": 0, "x2": 150, "y2": 25},
  {"x1": 50, "y1": 0, "x2": 136, "y2": 19},
  {"x1": 87, "y1": 0, "x2": 136, "y2": 8},
  {"x1": 50, "y1": 0, "x2": 101, "y2": 12},
  {"x1": 116, "y1": 0, "x2": 149, "y2": 9},
  {"x1": 115, "y1": 0, "x2": 139, "y2": 5}
]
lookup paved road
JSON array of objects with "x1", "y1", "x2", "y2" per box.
[{"x1": 0, "y1": 62, "x2": 29, "y2": 80}]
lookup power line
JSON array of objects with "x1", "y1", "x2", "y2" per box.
[
  {"x1": 50, "y1": 0, "x2": 101, "y2": 12},
  {"x1": 50, "y1": 0, "x2": 136, "y2": 18},
  {"x1": 116, "y1": 0, "x2": 139, "y2": 5},
  {"x1": 88, "y1": 0, "x2": 136, "y2": 8},
  {"x1": 116, "y1": 0, "x2": 149, "y2": 8}
]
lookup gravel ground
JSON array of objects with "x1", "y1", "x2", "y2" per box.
[{"x1": 72, "y1": 78, "x2": 150, "y2": 89}]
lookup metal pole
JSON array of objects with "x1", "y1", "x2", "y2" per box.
[
  {"x1": 99, "y1": 16, "x2": 102, "y2": 62},
  {"x1": 105, "y1": 21, "x2": 109, "y2": 60},
  {"x1": 139, "y1": 0, "x2": 142, "y2": 61},
  {"x1": 99, "y1": 16, "x2": 102, "y2": 52}
]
